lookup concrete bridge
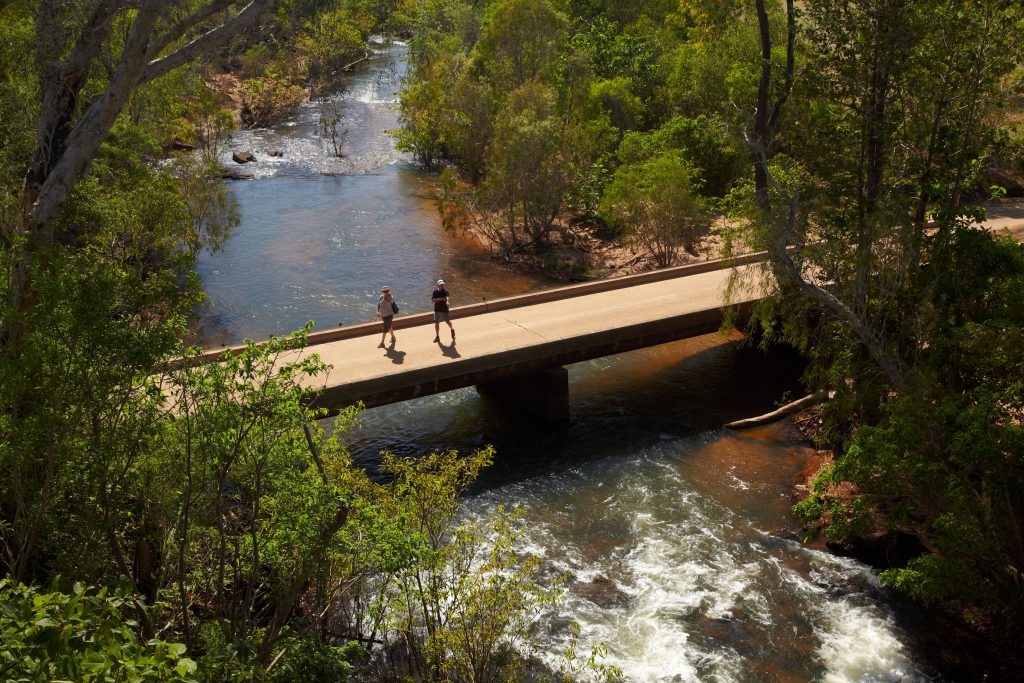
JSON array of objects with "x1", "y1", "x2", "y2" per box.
[
  {"x1": 183, "y1": 202, "x2": 1024, "y2": 420},
  {"x1": 193, "y1": 253, "x2": 766, "y2": 420}
]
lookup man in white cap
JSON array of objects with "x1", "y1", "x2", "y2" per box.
[{"x1": 431, "y1": 278, "x2": 454, "y2": 343}]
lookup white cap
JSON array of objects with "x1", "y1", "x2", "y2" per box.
[{"x1": 437, "y1": 279, "x2": 445, "y2": 285}]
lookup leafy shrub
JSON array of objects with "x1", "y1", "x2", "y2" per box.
[
  {"x1": 239, "y1": 68, "x2": 306, "y2": 128},
  {"x1": 0, "y1": 580, "x2": 196, "y2": 682},
  {"x1": 270, "y1": 638, "x2": 366, "y2": 682},
  {"x1": 599, "y1": 154, "x2": 710, "y2": 265}
]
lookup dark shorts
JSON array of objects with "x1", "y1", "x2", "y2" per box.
[
  {"x1": 433, "y1": 310, "x2": 450, "y2": 323},
  {"x1": 381, "y1": 315, "x2": 394, "y2": 332}
]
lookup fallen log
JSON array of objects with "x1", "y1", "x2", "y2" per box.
[{"x1": 724, "y1": 391, "x2": 829, "y2": 429}]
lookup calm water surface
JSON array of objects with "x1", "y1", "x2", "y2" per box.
[{"x1": 196, "y1": 41, "x2": 939, "y2": 682}]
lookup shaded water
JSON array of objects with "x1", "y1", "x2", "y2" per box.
[{"x1": 196, "y1": 41, "x2": 939, "y2": 681}]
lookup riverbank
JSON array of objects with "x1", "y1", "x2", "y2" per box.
[
  {"x1": 788, "y1": 404, "x2": 1024, "y2": 682},
  {"x1": 447, "y1": 209, "x2": 736, "y2": 282},
  {"x1": 455, "y1": 196, "x2": 1024, "y2": 283}
]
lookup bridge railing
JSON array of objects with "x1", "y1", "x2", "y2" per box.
[{"x1": 179, "y1": 251, "x2": 769, "y2": 368}]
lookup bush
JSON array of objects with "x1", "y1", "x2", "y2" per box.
[
  {"x1": 239, "y1": 68, "x2": 306, "y2": 128},
  {"x1": 0, "y1": 580, "x2": 197, "y2": 682},
  {"x1": 599, "y1": 153, "x2": 710, "y2": 265},
  {"x1": 270, "y1": 638, "x2": 366, "y2": 682}
]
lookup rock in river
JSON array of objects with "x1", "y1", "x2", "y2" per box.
[{"x1": 232, "y1": 150, "x2": 256, "y2": 164}]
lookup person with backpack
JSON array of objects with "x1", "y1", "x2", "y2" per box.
[{"x1": 376, "y1": 286, "x2": 398, "y2": 348}]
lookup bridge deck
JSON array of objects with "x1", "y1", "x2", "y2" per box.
[{"x1": 285, "y1": 260, "x2": 760, "y2": 413}]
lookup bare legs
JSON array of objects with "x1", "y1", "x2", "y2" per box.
[
  {"x1": 433, "y1": 320, "x2": 454, "y2": 342},
  {"x1": 379, "y1": 318, "x2": 396, "y2": 347}
]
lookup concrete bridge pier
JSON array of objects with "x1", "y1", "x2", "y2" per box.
[{"x1": 477, "y1": 367, "x2": 569, "y2": 422}]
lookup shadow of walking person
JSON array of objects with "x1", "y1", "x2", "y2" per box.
[
  {"x1": 384, "y1": 342, "x2": 406, "y2": 365},
  {"x1": 437, "y1": 340, "x2": 461, "y2": 359}
]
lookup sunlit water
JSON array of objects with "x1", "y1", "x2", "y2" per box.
[
  {"x1": 195, "y1": 41, "x2": 552, "y2": 346},
  {"x1": 196, "y1": 40, "x2": 940, "y2": 681}
]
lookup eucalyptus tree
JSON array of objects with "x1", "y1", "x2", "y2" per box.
[
  {"x1": 743, "y1": 0, "x2": 1024, "y2": 634},
  {"x1": 4, "y1": 0, "x2": 273, "y2": 351},
  {"x1": 1, "y1": 0, "x2": 276, "y2": 583}
]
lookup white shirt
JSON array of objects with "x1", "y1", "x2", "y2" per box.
[{"x1": 377, "y1": 295, "x2": 394, "y2": 317}]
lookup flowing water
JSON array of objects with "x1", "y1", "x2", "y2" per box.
[{"x1": 196, "y1": 41, "x2": 941, "y2": 681}]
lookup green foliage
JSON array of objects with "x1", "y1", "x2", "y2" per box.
[
  {"x1": 589, "y1": 77, "x2": 644, "y2": 136},
  {"x1": 301, "y1": 8, "x2": 369, "y2": 89},
  {"x1": 0, "y1": 232, "x2": 198, "y2": 585},
  {"x1": 562, "y1": 16, "x2": 656, "y2": 87},
  {"x1": 559, "y1": 15, "x2": 658, "y2": 125},
  {"x1": 473, "y1": 0, "x2": 567, "y2": 93},
  {"x1": 556, "y1": 621, "x2": 623, "y2": 683},
  {"x1": 796, "y1": 230, "x2": 1024, "y2": 634},
  {"x1": 393, "y1": 37, "x2": 469, "y2": 168},
  {"x1": 269, "y1": 638, "x2": 366, "y2": 682},
  {"x1": 564, "y1": 0, "x2": 675, "y2": 28},
  {"x1": 376, "y1": 448, "x2": 561, "y2": 683},
  {"x1": 0, "y1": 4, "x2": 37, "y2": 186},
  {"x1": 480, "y1": 82, "x2": 582, "y2": 250},
  {"x1": 599, "y1": 154, "x2": 710, "y2": 265},
  {"x1": 0, "y1": 580, "x2": 196, "y2": 682},
  {"x1": 659, "y1": 12, "x2": 761, "y2": 122},
  {"x1": 617, "y1": 114, "x2": 745, "y2": 197},
  {"x1": 239, "y1": 68, "x2": 307, "y2": 128},
  {"x1": 396, "y1": 0, "x2": 761, "y2": 245}
]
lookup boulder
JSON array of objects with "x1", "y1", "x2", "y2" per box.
[
  {"x1": 220, "y1": 167, "x2": 254, "y2": 180},
  {"x1": 572, "y1": 575, "x2": 631, "y2": 609},
  {"x1": 232, "y1": 150, "x2": 256, "y2": 164},
  {"x1": 826, "y1": 529, "x2": 927, "y2": 569},
  {"x1": 269, "y1": 149, "x2": 284, "y2": 158},
  {"x1": 769, "y1": 528, "x2": 800, "y2": 542}
]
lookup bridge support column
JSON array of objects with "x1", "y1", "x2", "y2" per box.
[{"x1": 477, "y1": 367, "x2": 569, "y2": 422}]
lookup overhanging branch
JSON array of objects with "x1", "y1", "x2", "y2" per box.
[{"x1": 143, "y1": 0, "x2": 273, "y2": 83}]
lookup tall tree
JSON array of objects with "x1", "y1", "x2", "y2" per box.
[
  {"x1": 1, "y1": 0, "x2": 275, "y2": 581},
  {"x1": 4, "y1": 0, "x2": 273, "y2": 351}
]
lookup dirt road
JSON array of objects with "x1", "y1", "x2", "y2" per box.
[{"x1": 983, "y1": 198, "x2": 1024, "y2": 240}]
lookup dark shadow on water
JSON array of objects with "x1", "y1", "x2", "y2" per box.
[{"x1": 341, "y1": 335, "x2": 808, "y2": 490}]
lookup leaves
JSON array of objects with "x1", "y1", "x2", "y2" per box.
[{"x1": 0, "y1": 580, "x2": 197, "y2": 683}]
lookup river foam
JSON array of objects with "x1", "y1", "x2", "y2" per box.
[{"x1": 465, "y1": 435, "x2": 931, "y2": 682}]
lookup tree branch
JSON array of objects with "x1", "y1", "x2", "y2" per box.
[
  {"x1": 751, "y1": 139, "x2": 907, "y2": 391},
  {"x1": 146, "y1": 0, "x2": 236, "y2": 60},
  {"x1": 143, "y1": 0, "x2": 272, "y2": 83},
  {"x1": 725, "y1": 391, "x2": 831, "y2": 429},
  {"x1": 26, "y1": 0, "x2": 272, "y2": 230},
  {"x1": 29, "y1": 0, "x2": 163, "y2": 229}
]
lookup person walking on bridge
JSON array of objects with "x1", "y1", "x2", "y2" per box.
[
  {"x1": 432, "y1": 278, "x2": 455, "y2": 343},
  {"x1": 377, "y1": 286, "x2": 397, "y2": 348}
]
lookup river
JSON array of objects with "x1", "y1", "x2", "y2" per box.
[{"x1": 196, "y1": 40, "x2": 941, "y2": 682}]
